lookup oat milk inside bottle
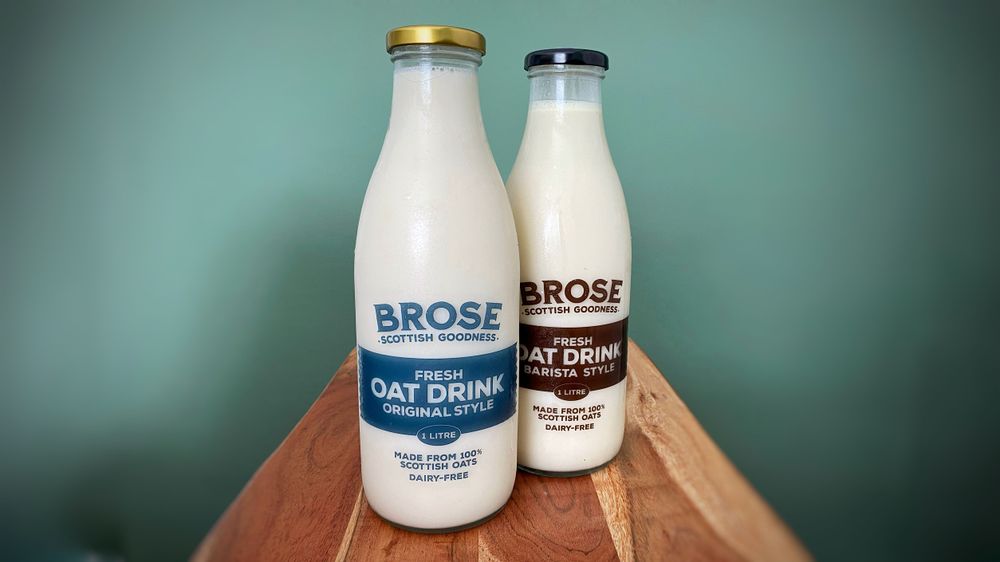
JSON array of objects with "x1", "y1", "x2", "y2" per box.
[
  {"x1": 354, "y1": 26, "x2": 519, "y2": 530},
  {"x1": 506, "y1": 49, "x2": 631, "y2": 476}
]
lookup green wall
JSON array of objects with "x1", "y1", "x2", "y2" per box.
[{"x1": 2, "y1": 1, "x2": 998, "y2": 560}]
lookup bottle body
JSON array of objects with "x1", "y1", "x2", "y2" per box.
[
  {"x1": 355, "y1": 42, "x2": 519, "y2": 530},
  {"x1": 507, "y1": 61, "x2": 631, "y2": 475}
]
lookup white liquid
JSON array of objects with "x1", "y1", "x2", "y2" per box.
[
  {"x1": 507, "y1": 100, "x2": 632, "y2": 474},
  {"x1": 355, "y1": 61, "x2": 519, "y2": 529}
]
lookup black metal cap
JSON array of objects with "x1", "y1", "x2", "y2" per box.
[{"x1": 524, "y1": 48, "x2": 609, "y2": 71}]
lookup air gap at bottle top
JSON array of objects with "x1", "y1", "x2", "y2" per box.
[
  {"x1": 506, "y1": 49, "x2": 632, "y2": 476},
  {"x1": 354, "y1": 25, "x2": 520, "y2": 532}
]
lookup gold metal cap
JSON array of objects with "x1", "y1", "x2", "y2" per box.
[{"x1": 386, "y1": 25, "x2": 486, "y2": 55}]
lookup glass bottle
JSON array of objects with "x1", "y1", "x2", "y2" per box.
[
  {"x1": 354, "y1": 26, "x2": 519, "y2": 531},
  {"x1": 507, "y1": 49, "x2": 632, "y2": 476}
]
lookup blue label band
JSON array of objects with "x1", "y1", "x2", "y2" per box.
[{"x1": 358, "y1": 345, "x2": 517, "y2": 444}]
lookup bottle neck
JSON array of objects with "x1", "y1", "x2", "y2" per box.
[
  {"x1": 517, "y1": 65, "x2": 611, "y2": 165},
  {"x1": 387, "y1": 45, "x2": 485, "y2": 134},
  {"x1": 527, "y1": 64, "x2": 604, "y2": 105}
]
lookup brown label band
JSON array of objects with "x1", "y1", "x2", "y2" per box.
[{"x1": 519, "y1": 318, "x2": 628, "y2": 400}]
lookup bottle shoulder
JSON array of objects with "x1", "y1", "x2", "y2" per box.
[
  {"x1": 506, "y1": 160, "x2": 628, "y2": 220},
  {"x1": 357, "y1": 166, "x2": 517, "y2": 266}
]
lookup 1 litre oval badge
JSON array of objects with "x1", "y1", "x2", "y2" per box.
[
  {"x1": 417, "y1": 425, "x2": 462, "y2": 445},
  {"x1": 553, "y1": 382, "x2": 590, "y2": 401}
]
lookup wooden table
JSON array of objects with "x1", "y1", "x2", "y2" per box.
[{"x1": 193, "y1": 341, "x2": 811, "y2": 561}]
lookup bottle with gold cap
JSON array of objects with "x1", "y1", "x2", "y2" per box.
[{"x1": 354, "y1": 26, "x2": 519, "y2": 531}]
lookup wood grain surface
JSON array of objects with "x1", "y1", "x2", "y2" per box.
[{"x1": 193, "y1": 341, "x2": 811, "y2": 562}]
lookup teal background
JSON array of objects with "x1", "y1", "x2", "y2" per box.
[{"x1": 2, "y1": 1, "x2": 998, "y2": 560}]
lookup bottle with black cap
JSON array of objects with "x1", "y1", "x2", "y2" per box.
[{"x1": 507, "y1": 49, "x2": 632, "y2": 476}]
